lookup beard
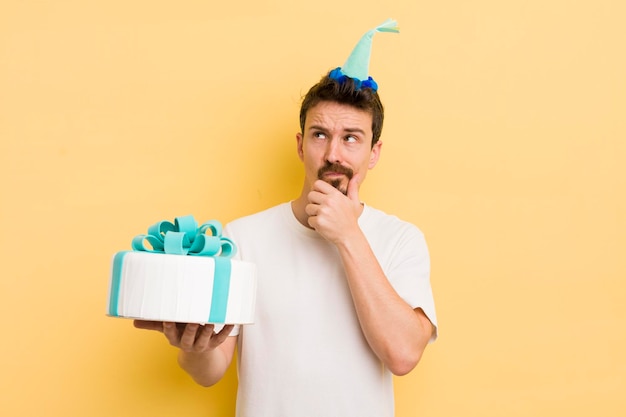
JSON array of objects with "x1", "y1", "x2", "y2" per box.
[{"x1": 317, "y1": 162, "x2": 354, "y2": 195}]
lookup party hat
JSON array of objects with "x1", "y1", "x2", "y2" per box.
[{"x1": 329, "y1": 18, "x2": 399, "y2": 91}]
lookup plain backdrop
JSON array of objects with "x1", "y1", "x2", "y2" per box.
[{"x1": 1, "y1": 1, "x2": 624, "y2": 416}]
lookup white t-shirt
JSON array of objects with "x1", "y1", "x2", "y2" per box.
[{"x1": 224, "y1": 202, "x2": 437, "y2": 417}]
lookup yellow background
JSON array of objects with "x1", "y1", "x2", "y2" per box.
[{"x1": 1, "y1": 1, "x2": 624, "y2": 416}]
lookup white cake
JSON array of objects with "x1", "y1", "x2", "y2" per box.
[{"x1": 106, "y1": 216, "x2": 257, "y2": 324}]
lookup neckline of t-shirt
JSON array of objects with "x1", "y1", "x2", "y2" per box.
[{"x1": 281, "y1": 201, "x2": 371, "y2": 239}]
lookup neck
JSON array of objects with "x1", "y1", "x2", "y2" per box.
[{"x1": 291, "y1": 188, "x2": 312, "y2": 228}]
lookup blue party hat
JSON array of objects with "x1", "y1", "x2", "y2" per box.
[{"x1": 329, "y1": 19, "x2": 399, "y2": 91}]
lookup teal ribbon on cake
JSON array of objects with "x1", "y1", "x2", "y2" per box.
[
  {"x1": 109, "y1": 251, "x2": 128, "y2": 318},
  {"x1": 110, "y1": 215, "x2": 236, "y2": 323}
]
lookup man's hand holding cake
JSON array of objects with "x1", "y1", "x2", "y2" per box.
[{"x1": 133, "y1": 321, "x2": 234, "y2": 353}]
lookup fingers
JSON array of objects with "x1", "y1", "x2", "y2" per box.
[
  {"x1": 346, "y1": 173, "x2": 360, "y2": 202},
  {"x1": 309, "y1": 178, "x2": 359, "y2": 203},
  {"x1": 174, "y1": 323, "x2": 210, "y2": 352},
  {"x1": 134, "y1": 320, "x2": 233, "y2": 353},
  {"x1": 306, "y1": 181, "x2": 338, "y2": 216},
  {"x1": 162, "y1": 322, "x2": 182, "y2": 346},
  {"x1": 310, "y1": 179, "x2": 336, "y2": 197},
  {"x1": 305, "y1": 201, "x2": 319, "y2": 217},
  {"x1": 133, "y1": 320, "x2": 165, "y2": 331},
  {"x1": 193, "y1": 324, "x2": 224, "y2": 352},
  {"x1": 160, "y1": 322, "x2": 234, "y2": 353},
  {"x1": 192, "y1": 324, "x2": 235, "y2": 351},
  {"x1": 209, "y1": 325, "x2": 235, "y2": 349},
  {"x1": 186, "y1": 324, "x2": 215, "y2": 352},
  {"x1": 306, "y1": 177, "x2": 360, "y2": 218},
  {"x1": 192, "y1": 324, "x2": 219, "y2": 351}
]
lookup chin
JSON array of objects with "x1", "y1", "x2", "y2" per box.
[{"x1": 327, "y1": 178, "x2": 348, "y2": 195}]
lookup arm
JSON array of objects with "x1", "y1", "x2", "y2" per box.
[
  {"x1": 334, "y1": 232, "x2": 433, "y2": 375},
  {"x1": 133, "y1": 320, "x2": 237, "y2": 386},
  {"x1": 306, "y1": 178, "x2": 434, "y2": 375}
]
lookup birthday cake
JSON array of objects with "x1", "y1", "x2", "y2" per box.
[{"x1": 107, "y1": 215, "x2": 257, "y2": 324}]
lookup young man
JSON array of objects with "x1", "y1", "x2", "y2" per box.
[{"x1": 135, "y1": 20, "x2": 437, "y2": 417}]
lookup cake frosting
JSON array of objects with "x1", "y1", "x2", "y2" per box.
[{"x1": 107, "y1": 215, "x2": 257, "y2": 324}]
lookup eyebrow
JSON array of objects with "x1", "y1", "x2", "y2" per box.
[{"x1": 308, "y1": 125, "x2": 367, "y2": 135}]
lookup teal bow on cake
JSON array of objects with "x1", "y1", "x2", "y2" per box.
[{"x1": 131, "y1": 215, "x2": 235, "y2": 258}]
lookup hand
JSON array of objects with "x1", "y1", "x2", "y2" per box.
[
  {"x1": 133, "y1": 320, "x2": 234, "y2": 353},
  {"x1": 305, "y1": 174, "x2": 362, "y2": 244}
]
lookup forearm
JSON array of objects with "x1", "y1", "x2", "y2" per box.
[
  {"x1": 336, "y1": 231, "x2": 433, "y2": 375},
  {"x1": 177, "y1": 338, "x2": 235, "y2": 387}
]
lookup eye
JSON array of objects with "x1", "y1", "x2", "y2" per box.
[
  {"x1": 344, "y1": 135, "x2": 358, "y2": 143},
  {"x1": 313, "y1": 132, "x2": 327, "y2": 139}
]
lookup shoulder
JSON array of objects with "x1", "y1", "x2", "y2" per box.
[
  {"x1": 224, "y1": 203, "x2": 290, "y2": 237},
  {"x1": 361, "y1": 205, "x2": 425, "y2": 240},
  {"x1": 359, "y1": 205, "x2": 429, "y2": 261}
]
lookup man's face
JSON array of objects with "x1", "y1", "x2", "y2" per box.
[{"x1": 297, "y1": 101, "x2": 382, "y2": 195}]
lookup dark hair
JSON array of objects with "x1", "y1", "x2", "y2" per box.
[{"x1": 299, "y1": 72, "x2": 384, "y2": 147}]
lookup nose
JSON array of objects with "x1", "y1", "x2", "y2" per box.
[{"x1": 325, "y1": 137, "x2": 342, "y2": 164}]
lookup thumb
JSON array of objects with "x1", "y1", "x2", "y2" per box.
[{"x1": 347, "y1": 173, "x2": 361, "y2": 203}]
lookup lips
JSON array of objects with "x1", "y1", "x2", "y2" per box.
[{"x1": 322, "y1": 172, "x2": 346, "y2": 179}]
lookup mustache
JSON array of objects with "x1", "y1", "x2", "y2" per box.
[{"x1": 317, "y1": 162, "x2": 354, "y2": 181}]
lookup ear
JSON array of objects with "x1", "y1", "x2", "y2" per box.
[
  {"x1": 368, "y1": 140, "x2": 382, "y2": 169},
  {"x1": 296, "y1": 132, "x2": 304, "y2": 161}
]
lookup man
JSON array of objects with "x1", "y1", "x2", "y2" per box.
[{"x1": 135, "y1": 20, "x2": 437, "y2": 416}]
